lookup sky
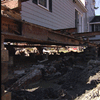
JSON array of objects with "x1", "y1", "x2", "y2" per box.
[
  {"x1": 81, "y1": 0, "x2": 100, "y2": 15},
  {"x1": 95, "y1": 0, "x2": 100, "y2": 15}
]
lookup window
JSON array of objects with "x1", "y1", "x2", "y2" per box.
[
  {"x1": 38, "y1": 0, "x2": 49, "y2": 10},
  {"x1": 32, "y1": 0, "x2": 52, "y2": 12},
  {"x1": 75, "y1": 9, "x2": 79, "y2": 28},
  {"x1": 39, "y1": 0, "x2": 47, "y2": 8},
  {"x1": 95, "y1": 24, "x2": 100, "y2": 31}
]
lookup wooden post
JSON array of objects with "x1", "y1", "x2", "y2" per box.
[
  {"x1": 1, "y1": 35, "x2": 11, "y2": 100},
  {"x1": 1, "y1": 35, "x2": 5, "y2": 50},
  {"x1": 1, "y1": 35, "x2": 9, "y2": 83}
]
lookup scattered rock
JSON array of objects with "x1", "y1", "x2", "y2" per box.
[
  {"x1": 14, "y1": 70, "x2": 25, "y2": 75},
  {"x1": 73, "y1": 65, "x2": 84, "y2": 70},
  {"x1": 6, "y1": 52, "x2": 100, "y2": 100},
  {"x1": 88, "y1": 60, "x2": 100, "y2": 66},
  {"x1": 54, "y1": 72, "x2": 61, "y2": 77}
]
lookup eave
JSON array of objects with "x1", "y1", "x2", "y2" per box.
[
  {"x1": 90, "y1": 22, "x2": 100, "y2": 24},
  {"x1": 76, "y1": 0, "x2": 87, "y2": 12}
]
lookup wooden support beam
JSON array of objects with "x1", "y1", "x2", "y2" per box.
[
  {"x1": 73, "y1": 31, "x2": 100, "y2": 37},
  {"x1": 54, "y1": 28, "x2": 77, "y2": 36},
  {"x1": 1, "y1": 13, "x2": 98, "y2": 47},
  {"x1": 1, "y1": 35, "x2": 5, "y2": 50},
  {"x1": 1, "y1": 5, "x2": 21, "y2": 20},
  {"x1": 1, "y1": 32, "x2": 81, "y2": 45},
  {"x1": 21, "y1": 22, "x2": 83, "y2": 46}
]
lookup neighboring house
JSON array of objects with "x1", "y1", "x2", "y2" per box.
[
  {"x1": 90, "y1": 16, "x2": 100, "y2": 32},
  {"x1": 20, "y1": 0, "x2": 87, "y2": 33},
  {"x1": 89, "y1": 16, "x2": 100, "y2": 44},
  {"x1": 83, "y1": 0, "x2": 100, "y2": 45}
]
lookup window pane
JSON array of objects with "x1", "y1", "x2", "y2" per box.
[
  {"x1": 95, "y1": 24, "x2": 100, "y2": 31},
  {"x1": 75, "y1": 10, "x2": 79, "y2": 28},
  {"x1": 39, "y1": 0, "x2": 47, "y2": 7}
]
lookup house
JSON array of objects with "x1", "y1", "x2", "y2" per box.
[
  {"x1": 20, "y1": 0, "x2": 87, "y2": 33},
  {"x1": 2, "y1": 0, "x2": 99, "y2": 46},
  {"x1": 2, "y1": 0, "x2": 97, "y2": 34},
  {"x1": 90, "y1": 16, "x2": 100, "y2": 32},
  {"x1": 84, "y1": 0, "x2": 100, "y2": 45},
  {"x1": 89, "y1": 16, "x2": 100, "y2": 44}
]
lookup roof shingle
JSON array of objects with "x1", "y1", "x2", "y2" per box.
[{"x1": 90, "y1": 16, "x2": 100, "y2": 23}]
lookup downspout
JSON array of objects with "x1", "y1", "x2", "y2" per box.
[
  {"x1": 85, "y1": 1, "x2": 88, "y2": 32},
  {"x1": 88, "y1": 22, "x2": 89, "y2": 32}
]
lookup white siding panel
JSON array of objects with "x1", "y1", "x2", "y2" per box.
[{"x1": 21, "y1": 0, "x2": 83, "y2": 29}]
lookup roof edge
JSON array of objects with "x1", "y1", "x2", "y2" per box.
[{"x1": 76, "y1": 0, "x2": 87, "y2": 12}]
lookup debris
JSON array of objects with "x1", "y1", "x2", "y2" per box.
[
  {"x1": 73, "y1": 65, "x2": 84, "y2": 70},
  {"x1": 75, "y1": 84, "x2": 100, "y2": 100},
  {"x1": 4, "y1": 51, "x2": 100, "y2": 100},
  {"x1": 88, "y1": 60, "x2": 100, "y2": 66},
  {"x1": 32, "y1": 64, "x2": 45, "y2": 69},
  {"x1": 54, "y1": 72, "x2": 61, "y2": 77},
  {"x1": 37, "y1": 59, "x2": 48, "y2": 63},
  {"x1": 14, "y1": 70, "x2": 25, "y2": 75},
  {"x1": 7, "y1": 69, "x2": 42, "y2": 90}
]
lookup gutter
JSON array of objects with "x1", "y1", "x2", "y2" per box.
[{"x1": 90, "y1": 22, "x2": 100, "y2": 24}]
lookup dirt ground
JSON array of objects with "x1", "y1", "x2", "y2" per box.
[{"x1": 4, "y1": 52, "x2": 100, "y2": 100}]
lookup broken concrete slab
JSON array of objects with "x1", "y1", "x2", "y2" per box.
[
  {"x1": 7, "y1": 69, "x2": 42, "y2": 90},
  {"x1": 88, "y1": 60, "x2": 100, "y2": 66},
  {"x1": 73, "y1": 65, "x2": 84, "y2": 70},
  {"x1": 32, "y1": 64, "x2": 45, "y2": 69},
  {"x1": 14, "y1": 70, "x2": 25, "y2": 75}
]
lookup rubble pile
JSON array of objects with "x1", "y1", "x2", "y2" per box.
[
  {"x1": 75, "y1": 84, "x2": 100, "y2": 100},
  {"x1": 4, "y1": 51, "x2": 100, "y2": 100},
  {"x1": 83, "y1": 47, "x2": 97, "y2": 61},
  {"x1": 7, "y1": 68, "x2": 42, "y2": 90}
]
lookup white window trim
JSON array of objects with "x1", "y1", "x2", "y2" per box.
[
  {"x1": 90, "y1": 22, "x2": 100, "y2": 24},
  {"x1": 38, "y1": 0, "x2": 49, "y2": 10},
  {"x1": 94, "y1": 24, "x2": 95, "y2": 31},
  {"x1": 75, "y1": 8, "x2": 83, "y2": 33},
  {"x1": 75, "y1": 7, "x2": 82, "y2": 15}
]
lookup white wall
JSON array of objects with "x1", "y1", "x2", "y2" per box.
[{"x1": 21, "y1": 0, "x2": 85, "y2": 31}]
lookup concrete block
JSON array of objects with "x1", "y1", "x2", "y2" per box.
[
  {"x1": 1, "y1": 35, "x2": 4, "y2": 50},
  {"x1": 1, "y1": 92, "x2": 11, "y2": 100},
  {"x1": 1, "y1": 62, "x2": 8, "y2": 83},
  {"x1": 9, "y1": 56, "x2": 13, "y2": 65},
  {"x1": 1, "y1": 85, "x2": 5, "y2": 95},
  {"x1": 1, "y1": 50, "x2": 9, "y2": 62},
  {"x1": 14, "y1": 70, "x2": 25, "y2": 75}
]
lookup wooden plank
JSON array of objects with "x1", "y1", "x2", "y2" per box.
[
  {"x1": 22, "y1": 22, "x2": 83, "y2": 45},
  {"x1": 3, "y1": 10, "x2": 21, "y2": 20},
  {"x1": 1, "y1": 16, "x2": 21, "y2": 34},
  {"x1": 73, "y1": 31, "x2": 100, "y2": 37},
  {"x1": 1, "y1": 1, "x2": 19, "y2": 9},
  {"x1": 1, "y1": 14, "x2": 97, "y2": 47},
  {"x1": 1, "y1": 92, "x2": 11, "y2": 100}
]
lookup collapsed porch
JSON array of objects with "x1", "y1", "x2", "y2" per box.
[{"x1": 1, "y1": 2, "x2": 100, "y2": 100}]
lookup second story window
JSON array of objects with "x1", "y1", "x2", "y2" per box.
[
  {"x1": 32, "y1": 0, "x2": 52, "y2": 12},
  {"x1": 39, "y1": 0, "x2": 47, "y2": 8},
  {"x1": 38, "y1": 0, "x2": 49, "y2": 10}
]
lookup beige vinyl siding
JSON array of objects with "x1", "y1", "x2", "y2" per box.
[{"x1": 21, "y1": 0, "x2": 85, "y2": 30}]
